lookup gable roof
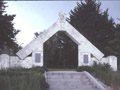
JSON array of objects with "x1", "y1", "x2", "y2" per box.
[{"x1": 16, "y1": 12, "x2": 104, "y2": 60}]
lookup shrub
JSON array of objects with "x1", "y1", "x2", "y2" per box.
[
  {"x1": 0, "y1": 67, "x2": 49, "y2": 90},
  {"x1": 76, "y1": 63, "x2": 120, "y2": 89},
  {"x1": 76, "y1": 66, "x2": 94, "y2": 73},
  {"x1": 28, "y1": 66, "x2": 48, "y2": 73}
]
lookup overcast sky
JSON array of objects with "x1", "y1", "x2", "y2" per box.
[{"x1": 5, "y1": 1, "x2": 120, "y2": 47}]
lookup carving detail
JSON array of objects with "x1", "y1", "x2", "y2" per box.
[
  {"x1": 59, "y1": 12, "x2": 66, "y2": 23},
  {"x1": 59, "y1": 12, "x2": 66, "y2": 29}
]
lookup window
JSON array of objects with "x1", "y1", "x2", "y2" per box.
[
  {"x1": 35, "y1": 53, "x2": 41, "y2": 63},
  {"x1": 83, "y1": 54, "x2": 88, "y2": 63}
]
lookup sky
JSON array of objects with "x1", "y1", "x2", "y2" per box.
[{"x1": 5, "y1": 1, "x2": 120, "y2": 47}]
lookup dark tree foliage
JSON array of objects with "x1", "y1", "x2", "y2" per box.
[
  {"x1": 105, "y1": 24, "x2": 120, "y2": 67},
  {"x1": 105, "y1": 25, "x2": 120, "y2": 55},
  {"x1": 68, "y1": 0, "x2": 115, "y2": 55},
  {"x1": 68, "y1": 0, "x2": 120, "y2": 68},
  {"x1": 0, "y1": 1, "x2": 21, "y2": 54}
]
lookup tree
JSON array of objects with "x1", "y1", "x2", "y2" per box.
[
  {"x1": 68, "y1": 0, "x2": 115, "y2": 55},
  {"x1": 105, "y1": 24, "x2": 120, "y2": 55},
  {"x1": 0, "y1": 1, "x2": 21, "y2": 54},
  {"x1": 105, "y1": 24, "x2": 120, "y2": 67}
]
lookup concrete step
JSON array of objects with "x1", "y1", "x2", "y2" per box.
[
  {"x1": 49, "y1": 86, "x2": 98, "y2": 90},
  {"x1": 47, "y1": 81, "x2": 83, "y2": 86},
  {"x1": 47, "y1": 72, "x2": 81, "y2": 75},
  {"x1": 48, "y1": 88, "x2": 98, "y2": 90},
  {"x1": 49, "y1": 84, "x2": 95, "y2": 88},
  {"x1": 46, "y1": 71, "x2": 106, "y2": 90},
  {"x1": 48, "y1": 88, "x2": 100, "y2": 90},
  {"x1": 47, "y1": 75, "x2": 82, "y2": 79},
  {"x1": 47, "y1": 77, "x2": 90, "y2": 84},
  {"x1": 47, "y1": 80, "x2": 93, "y2": 86},
  {"x1": 47, "y1": 78, "x2": 82, "y2": 81}
]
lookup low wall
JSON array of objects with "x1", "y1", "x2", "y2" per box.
[
  {"x1": 20, "y1": 57, "x2": 32, "y2": 68},
  {"x1": 0, "y1": 54, "x2": 10, "y2": 69},
  {"x1": 0, "y1": 54, "x2": 33, "y2": 69},
  {"x1": 107, "y1": 56, "x2": 117, "y2": 71},
  {"x1": 9, "y1": 56, "x2": 21, "y2": 68},
  {"x1": 91, "y1": 56, "x2": 117, "y2": 71},
  {"x1": 0, "y1": 54, "x2": 117, "y2": 71}
]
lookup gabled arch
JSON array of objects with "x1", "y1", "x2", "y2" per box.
[{"x1": 16, "y1": 12, "x2": 104, "y2": 62}]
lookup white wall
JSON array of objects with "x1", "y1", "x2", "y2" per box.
[
  {"x1": 0, "y1": 54, "x2": 9, "y2": 69},
  {"x1": 9, "y1": 56, "x2": 21, "y2": 67},
  {"x1": 0, "y1": 54, "x2": 117, "y2": 71},
  {"x1": 0, "y1": 54, "x2": 33, "y2": 69},
  {"x1": 32, "y1": 45, "x2": 43, "y2": 67},
  {"x1": 20, "y1": 57, "x2": 32, "y2": 68},
  {"x1": 107, "y1": 56, "x2": 117, "y2": 71},
  {"x1": 91, "y1": 56, "x2": 117, "y2": 71}
]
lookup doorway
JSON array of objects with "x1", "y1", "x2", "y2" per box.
[{"x1": 43, "y1": 31, "x2": 78, "y2": 69}]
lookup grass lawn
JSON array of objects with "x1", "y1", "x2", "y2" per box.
[{"x1": 0, "y1": 67, "x2": 49, "y2": 90}]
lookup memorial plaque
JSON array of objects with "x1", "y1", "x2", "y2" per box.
[
  {"x1": 84, "y1": 55, "x2": 88, "y2": 63},
  {"x1": 35, "y1": 53, "x2": 41, "y2": 63}
]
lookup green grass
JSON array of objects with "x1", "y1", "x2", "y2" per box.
[
  {"x1": 1, "y1": 64, "x2": 120, "y2": 90},
  {"x1": 76, "y1": 63, "x2": 120, "y2": 90},
  {"x1": 0, "y1": 67, "x2": 49, "y2": 90}
]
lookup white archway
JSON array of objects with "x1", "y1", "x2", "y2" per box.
[{"x1": 16, "y1": 12, "x2": 104, "y2": 67}]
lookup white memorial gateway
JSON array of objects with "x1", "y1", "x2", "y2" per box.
[{"x1": 0, "y1": 12, "x2": 117, "y2": 71}]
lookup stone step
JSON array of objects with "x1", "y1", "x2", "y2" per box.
[
  {"x1": 47, "y1": 80, "x2": 91, "y2": 85},
  {"x1": 47, "y1": 75, "x2": 82, "y2": 79},
  {"x1": 47, "y1": 77, "x2": 90, "y2": 82},
  {"x1": 48, "y1": 88, "x2": 99, "y2": 90},
  {"x1": 46, "y1": 71, "x2": 106, "y2": 90},
  {"x1": 49, "y1": 85, "x2": 97, "y2": 90},
  {"x1": 46, "y1": 75, "x2": 87, "y2": 79},
  {"x1": 47, "y1": 81, "x2": 83, "y2": 85},
  {"x1": 47, "y1": 75, "x2": 82, "y2": 78},
  {"x1": 47, "y1": 80, "x2": 93, "y2": 86},
  {"x1": 47, "y1": 72, "x2": 81, "y2": 75},
  {"x1": 47, "y1": 78, "x2": 82, "y2": 81},
  {"x1": 48, "y1": 83, "x2": 95, "y2": 88},
  {"x1": 47, "y1": 72, "x2": 82, "y2": 76}
]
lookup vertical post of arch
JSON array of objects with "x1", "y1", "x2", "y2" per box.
[
  {"x1": 32, "y1": 45, "x2": 44, "y2": 67},
  {"x1": 78, "y1": 45, "x2": 82, "y2": 66},
  {"x1": 41, "y1": 44, "x2": 44, "y2": 67}
]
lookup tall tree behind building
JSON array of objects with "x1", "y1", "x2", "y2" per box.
[
  {"x1": 34, "y1": 0, "x2": 118, "y2": 68},
  {"x1": 68, "y1": 0, "x2": 115, "y2": 55},
  {"x1": 0, "y1": 1, "x2": 21, "y2": 54},
  {"x1": 105, "y1": 24, "x2": 120, "y2": 67}
]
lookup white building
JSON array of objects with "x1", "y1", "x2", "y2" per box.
[{"x1": 0, "y1": 12, "x2": 117, "y2": 71}]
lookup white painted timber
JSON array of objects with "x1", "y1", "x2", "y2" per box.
[{"x1": 16, "y1": 12, "x2": 104, "y2": 68}]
